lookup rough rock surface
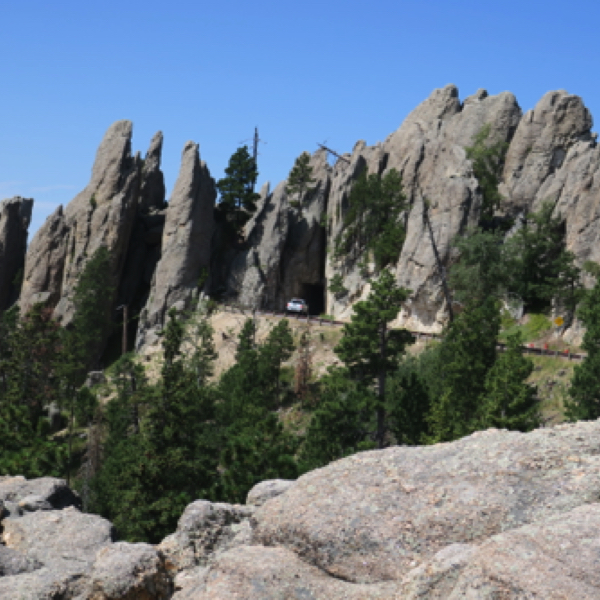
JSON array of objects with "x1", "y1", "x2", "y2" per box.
[
  {"x1": 159, "y1": 500, "x2": 254, "y2": 575},
  {"x1": 172, "y1": 545, "x2": 402, "y2": 600},
  {"x1": 136, "y1": 141, "x2": 215, "y2": 348},
  {"x1": 84, "y1": 542, "x2": 172, "y2": 600},
  {"x1": 245, "y1": 479, "x2": 294, "y2": 507},
  {"x1": 223, "y1": 149, "x2": 330, "y2": 313},
  {"x1": 323, "y1": 85, "x2": 522, "y2": 330},
  {"x1": 0, "y1": 196, "x2": 33, "y2": 310},
  {"x1": 501, "y1": 89, "x2": 593, "y2": 213},
  {"x1": 253, "y1": 422, "x2": 600, "y2": 584},
  {"x1": 2, "y1": 507, "x2": 114, "y2": 570},
  {"x1": 21, "y1": 121, "x2": 144, "y2": 325},
  {"x1": 0, "y1": 544, "x2": 42, "y2": 576},
  {"x1": 6, "y1": 422, "x2": 600, "y2": 597},
  {"x1": 0, "y1": 506, "x2": 115, "y2": 598},
  {"x1": 0, "y1": 475, "x2": 81, "y2": 516}
]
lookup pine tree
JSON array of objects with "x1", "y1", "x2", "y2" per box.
[
  {"x1": 298, "y1": 367, "x2": 376, "y2": 471},
  {"x1": 479, "y1": 332, "x2": 539, "y2": 431},
  {"x1": 294, "y1": 323, "x2": 313, "y2": 404},
  {"x1": 334, "y1": 168, "x2": 407, "y2": 271},
  {"x1": 427, "y1": 297, "x2": 500, "y2": 442},
  {"x1": 566, "y1": 277, "x2": 600, "y2": 421},
  {"x1": 386, "y1": 357, "x2": 432, "y2": 445},
  {"x1": 334, "y1": 269, "x2": 413, "y2": 448},
  {"x1": 184, "y1": 301, "x2": 218, "y2": 388},
  {"x1": 216, "y1": 146, "x2": 261, "y2": 236},
  {"x1": 286, "y1": 152, "x2": 316, "y2": 210},
  {"x1": 465, "y1": 124, "x2": 508, "y2": 225},
  {"x1": 449, "y1": 228, "x2": 508, "y2": 304},
  {"x1": 94, "y1": 309, "x2": 221, "y2": 542},
  {"x1": 504, "y1": 202, "x2": 582, "y2": 314},
  {"x1": 58, "y1": 246, "x2": 114, "y2": 483},
  {"x1": 258, "y1": 319, "x2": 295, "y2": 407}
]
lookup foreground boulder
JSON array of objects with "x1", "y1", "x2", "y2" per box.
[{"x1": 5, "y1": 421, "x2": 600, "y2": 598}]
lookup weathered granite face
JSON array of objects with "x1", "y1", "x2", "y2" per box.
[
  {"x1": 20, "y1": 120, "x2": 143, "y2": 325},
  {"x1": 135, "y1": 141, "x2": 215, "y2": 349},
  {"x1": 501, "y1": 90, "x2": 593, "y2": 214},
  {"x1": 324, "y1": 85, "x2": 523, "y2": 331},
  {"x1": 224, "y1": 149, "x2": 330, "y2": 313},
  {"x1": 182, "y1": 420, "x2": 600, "y2": 598},
  {"x1": 0, "y1": 196, "x2": 33, "y2": 310},
  {"x1": 6, "y1": 422, "x2": 600, "y2": 598}
]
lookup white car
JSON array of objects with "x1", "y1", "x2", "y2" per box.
[{"x1": 286, "y1": 298, "x2": 308, "y2": 314}]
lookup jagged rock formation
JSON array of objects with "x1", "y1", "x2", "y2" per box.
[
  {"x1": 21, "y1": 120, "x2": 142, "y2": 325},
  {"x1": 0, "y1": 196, "x2": 33, "y2": 310},
  {"x1": 136, "y1": 141, "x2": 215, "y2": 348},
  {"x1": 222, "y1": 85, "x2": 599, "y2": 335},
  {"x1": 6, "y1": 84, "x2": 600, "y2": 350},
  {"x1": 6, "y1": 421, "x2": 600, "y2": 598},
  {"x1": 219, "y1": 149, "x2": 331, "y2": 315}
]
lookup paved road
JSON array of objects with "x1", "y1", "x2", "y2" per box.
[{"x1": 222, "y1": 306, "x2": 586, "y2": 363}]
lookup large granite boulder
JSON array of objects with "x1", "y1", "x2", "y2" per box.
[
  {"x1": 136, "y1": 141, "x2": 215, "y2": 348},
  {"x1": 0, "y1": 196, "x2": 33, "y2": 310},
  {"x1": 252, "y1": 422, "x2": 600, "y2": 584},
  {"x1": 0, "y1": 475, "x2": 81, "y2": 519},
  {"x1": 0, "y1": 506, "x2": 115, "y2": 599},
  {"x1": 84, "y1": 542, "x2": 172, "y2": 600},
  {"x1": 159, "y1": 500, "x2": 254, "y2": 576},
  {"x1": 165, "y1": 420, "x2": 600, "y2": 598},
  {"x1": 172, "y1": 545, "x2": 402, "y2": 600}
]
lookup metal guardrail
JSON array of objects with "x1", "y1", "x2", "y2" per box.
[{"x1": 220, "y1": 304, "x2": 586, "y2": 362}]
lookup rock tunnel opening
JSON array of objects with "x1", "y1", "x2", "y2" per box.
[{"x1": 299, "y1": 283, "x2": 325, "y2": 316}]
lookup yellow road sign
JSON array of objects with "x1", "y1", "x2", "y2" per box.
[{"x1": 554, "y1": 316, "x2": 564, "y2": 327}]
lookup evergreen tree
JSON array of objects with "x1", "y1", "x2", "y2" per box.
[
  {"x1": 285, "y1": 152, "x2": 317, "y2": 210},
  {"x1": 465, "y1": 124, "x2": 508, "y2": 225},
  {"x1": 449, "y1": 228, "x2": 508, "y2": 304},
  {"x1": 184, "y1": 301, "x2": 218, "y2": 388},
  {"x1": 566, "y1": 277, "x2": 600, "y2": 421},
  {"x1": 258, "y1": 319, "x2": 295, "y2": 407},
  {"x1": 0, "y1": 302, "x2": 66, "y2": 479},
  {"x1": 219, "y1": 413, "x2": 298, "y2": 503},
  {"x1": 386, "y1": 357, "x2": 432, "y2": 445},
  {"x1": 216, "y1": 317, "x2": 299, "y2": 503},
  {"x1": 504, "y1": 202, "x2": 582, "y2": 314},
  {"x1": 298, "y1": 367, "x2": 376, "y2": 472},
  {"x1": 58, "y1": 246, "x2": 114, "y2": 483},
  {"x1": 427, "y1": 297, "x2": 500, "y2": 442},
  {"x1": 216, "y1": 146, "x2": 261, "y2": 235},
  {"x1": 94, "y1": 309, "x2": 220, "y2": 542},
  {"x1": 479, "y1": 332, "x2": 539, "y2": 431},
  {"x1": 334, "y1": 168, "x2": 408, "y2": 271},
  {"x1": 334, "y1": 269, "x2": 413, "y2": 448}
]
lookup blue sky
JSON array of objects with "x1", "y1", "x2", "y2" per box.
[{"x1": 2, "y1": 0, "x2": 599, "y2": 237}]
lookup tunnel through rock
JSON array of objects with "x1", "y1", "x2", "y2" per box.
[{"x1": 299, "y1": 283, "x2": 325, "y2": 316}]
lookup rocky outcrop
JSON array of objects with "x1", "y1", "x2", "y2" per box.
[
  {"x1": 501, "y1": 90, "x2": 593, "y2": 214},
  {"x1": 222, "y1": 149, "x2": 331, "y2": 314},
  {"x1": 0, "y1": 196, "x2": 33, "y2": 310},
  {"x1": 21, "y1": 121, "x2": 142, "y2": 324},
  {"x1": 7, "y1": 422, "x2": 600, "y2": 597},
  {"x1": 322, "y1": 85, "x2": 523, "y2": 330},
  {"x1": 16, "y1": 122, "x2": 170, "y2": 360},
  {"x1": 176, "y1": 420, "x2": 600, "y2": 598},
  {"x1": 136, "y1": 141, "x2": 215, "y2": 348}
]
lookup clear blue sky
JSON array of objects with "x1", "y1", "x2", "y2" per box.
[{"x1": 2, "y1": 0, "x2": 599, "y2": 236}]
